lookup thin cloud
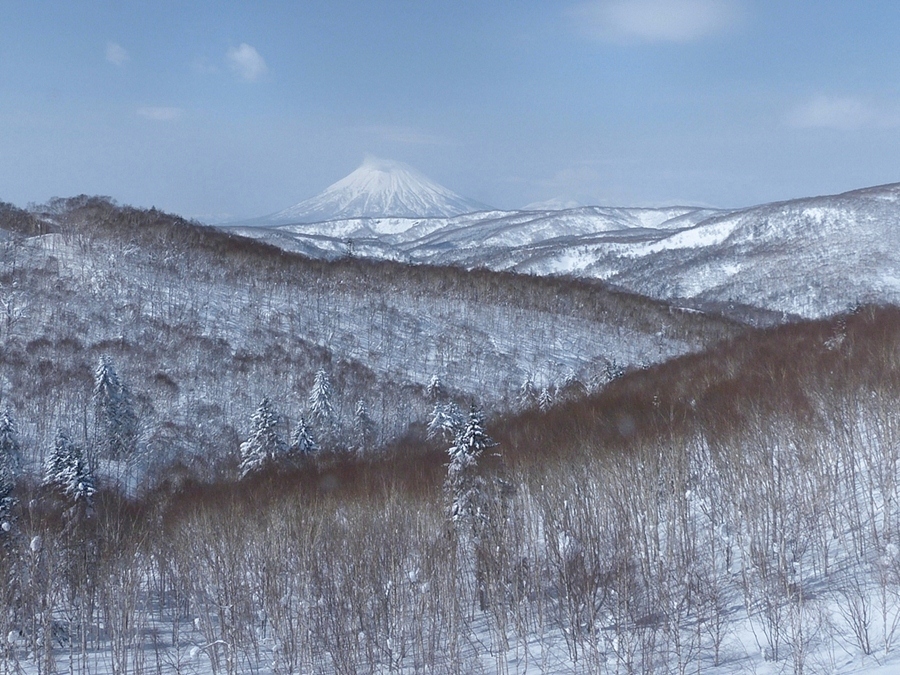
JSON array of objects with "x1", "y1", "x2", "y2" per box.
[
  {"x1": 136, "y1": 107, "x2": 184, "y2": 122},
  {"x1": 570, "y1": 0, "x2": 744, "y2": 43},
  {"x1": 226, "y1": 43, "x2": 268, "y2": 82},
  {"x1": 363, "y1": 125, "x2": 452, "y2": 146},
  {"x1": 534, "y1": 163, "x2": 607, "y2": 204},
  {"x1": 105, "y1": 42, "x2": 129, "y2": 67},
  {"x1": 787, "y1": 95, "x2": 900, "y2": 130},
  {"x1": 191, "y1": 56, "x2": 220, "y2": 75}
]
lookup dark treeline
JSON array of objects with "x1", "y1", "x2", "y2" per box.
[
  {"x1": 32, "y1": 195, "x2": 740, "y2": 341},
  {"x1": 497, "y1": 302, "x2": 900, "y2": 465},
  {"x1": 0, "y1": 202, "x2": 49, "y2": 237}
]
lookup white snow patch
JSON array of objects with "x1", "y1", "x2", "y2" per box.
[{"x1": 627, "y1": 218, "x2": 740, "y2": 256}]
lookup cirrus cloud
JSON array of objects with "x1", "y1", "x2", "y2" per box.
[
  {"x1": 137, "y1": 106, "x2": 184, "y2": 122},
  {"x1": 105, "y1": 42, "x2": 129, "y2": 67},
  {"x1": 570, "y1": 0, "x2": 744, "y2": 43},
  {"x1": 226, "y1": 43, "x2": 268, "y2": 82},
  {"x1": 787, "y1": 95, "x2": 900, "y2": 131}
]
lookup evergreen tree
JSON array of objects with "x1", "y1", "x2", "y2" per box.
[
  {"x1": 308, "y1": 369, "x2": 335, "y2": 424},
  {"x1": 516, "y1": 376, "x2": 539, "y2": 410},
  {"x1": 446, "y1": 406, "x2": 509, "y2": 612},
  {"x1": 239, "y1": 398, "x2": 285, "y2": 477},
  {"x1": 0, "y1": 407, "x2": 21, "y2": 525},
  {"x1": 558, "y1": 370, "x2": 587, "y2": 402},
  {"x1": 427, "y1": 401, "x2": 464, "y2": 442},
  {"x1": 352, "y1": 399, "x2": 376, "y2": 455},
  {"x1": 308, "y1": 369, "x2": 337, "y2": 442},
  {"x1": 446, "y1": 405, "x2": 496, "y2": 525},
  {"x1": 538, "y1": 386, "x2": 554, "y2": 412},
  {"x1": 604, "y1": 358, "x2": 625, "y2": 383},
  {"x1": 43, "y1": 430, "x2": 95, "y2": 505},
  {"x1": 288, "y1": 417, "x2": 319, "y2": 458},
  {"x1": 93, "y1": 355, "x2": 138, "y2": 460},
  {"x1": 426, "y1": 374, "x2": 447, "y2": 403}
]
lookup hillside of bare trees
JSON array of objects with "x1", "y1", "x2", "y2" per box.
[
  {"x1": 0, "y1": 197, "x2": 739, "y2": 479},
  {"x1": 2, "y1": 279, "x2": 900, "y2": 672}
]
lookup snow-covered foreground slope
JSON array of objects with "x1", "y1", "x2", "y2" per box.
[
  {"x1": 4, "y1": 307, "x2": 900, "y2": 675},
  {"x1": 229, "y1": 182, "x2": 900, "y2": 320}
]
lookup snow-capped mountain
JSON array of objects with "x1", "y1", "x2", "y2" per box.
[
  {"x1": 590, "y1": 182, "x2": 900, "y2": 318},
  {"x1": 253, "y1": 157, "x2": 490, "y2": 225}
]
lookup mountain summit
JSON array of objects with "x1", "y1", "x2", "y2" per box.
[{"x1": 262, "y1": 157, "x2": 490, "y2": 224}]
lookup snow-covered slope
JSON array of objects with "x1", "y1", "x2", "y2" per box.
[
  {"x1": 224, "y1": 205, "x2": 718, "y2": 266},
  {"x1": 227, "y1": 182, "x2": 900, "y2": 320},
  {"x1": 603, "y1": 183, "x2": 900, "y2": 317},
  {"x1": 0, "y1": 198, "x2": 740, "y2": 470},
  {"x1": 253, "y1": 157, "x2": 490, "y2": 225}
]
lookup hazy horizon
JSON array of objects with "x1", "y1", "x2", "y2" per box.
[{"x1": 3, "y1": 1, "x2": 900, "y2": 220}]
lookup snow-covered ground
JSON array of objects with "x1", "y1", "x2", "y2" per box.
[
  {"x1": 3, "y1": 184, "x2": 900, "y2": 674},
  {"x1": 6, "y1": 383, "x2": 900, "y2": 675}
]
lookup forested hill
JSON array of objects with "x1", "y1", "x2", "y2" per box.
[{"x1": 0, "y1": 196, "x2": 740, "y2": 478}]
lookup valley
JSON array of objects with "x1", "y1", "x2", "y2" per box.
[{"x1": 5, "y1": 4, "x2": 899, "y2": 673}]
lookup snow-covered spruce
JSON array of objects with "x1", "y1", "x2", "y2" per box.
[
  {"x1": 0, "y1": 407, "x2": 21, "y2": 524},
  {"x1": 93, "y1": 354, "x2": 138, "y2": 461},
  {"x1": 426, "y1": 374, "x2": 447, "y2": 403},
  {"x1": 446, "y1": 405, "x2": 496, "y2": 525},
  {"x1": 427, "y1": 401, "x2": 463, "y2": 443},
  {"x1": 352, "y1": 399, "x2": 376, "y2": 455},
  {"x1": 307, "y1": 369, "x2": 337, "y2": 442},
  {"x1": 288, "y1": 416, "x2": 319, "y2": 459},
  {"x1": 538, "y1": 386, "x2": 554, "y2": 412},
  {"x1": 605, "y1": 357, "x2": 625, "y2": 383},
  {"x1": 239, "y1": 398, "x2": 286, "y2": 477},
  {"x1": 558, "y1": 370, "x2": 587, "y2": 402},
  {"x1": 43, "y1": 429, "x2": 95, "y2": 504},
  {"x1": 516, "y1": 375, "x2": 538, "y2": 411}
]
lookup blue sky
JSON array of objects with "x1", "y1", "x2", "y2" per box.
[{"x1": 2, "y1": 1, "x2": 900, "y2": 220}]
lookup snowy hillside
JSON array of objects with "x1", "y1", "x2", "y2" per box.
[
  {"x1": 603, "y1": 183, "x2": 900, "y2": 318},
  {"x1": 228, "y1": 182, "x2": 900, "y2": 320},
  {"x1": 4, "y1": 300, "x2": 900, "y2": 675},
  {"x1": 0, "y1": 197, "x2": 737, "y2": 469},
  {"x1": 249, "y1": 157, "x2": 490, "y2": 225},
  {"x1": 224, "y1": 205, "x2": 718, "y2": 268}
]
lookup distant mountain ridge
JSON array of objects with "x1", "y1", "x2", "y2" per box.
[
  {"x1": 223, "y1": 180, "x2": 900, "y2": 321},
  {"x1": 253, "y1": 157, "x2": 490, "y2": 225}
]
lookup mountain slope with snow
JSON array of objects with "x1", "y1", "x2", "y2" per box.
[
  {"x1": 228, "y1": 181, "x2": 900, "y2": 321},
  {"x1": 0, "y1": 197, "x2": 740, "y2": 468},
  {"x1": 254, "y1": 157, "x2": 490, "y2": 225},
  {"x1": 602, "y1": 183, "x2": 900, "y2": 317},
  {"x1": 224, "y1": 205, "x2": 720, "y2": 267}
]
